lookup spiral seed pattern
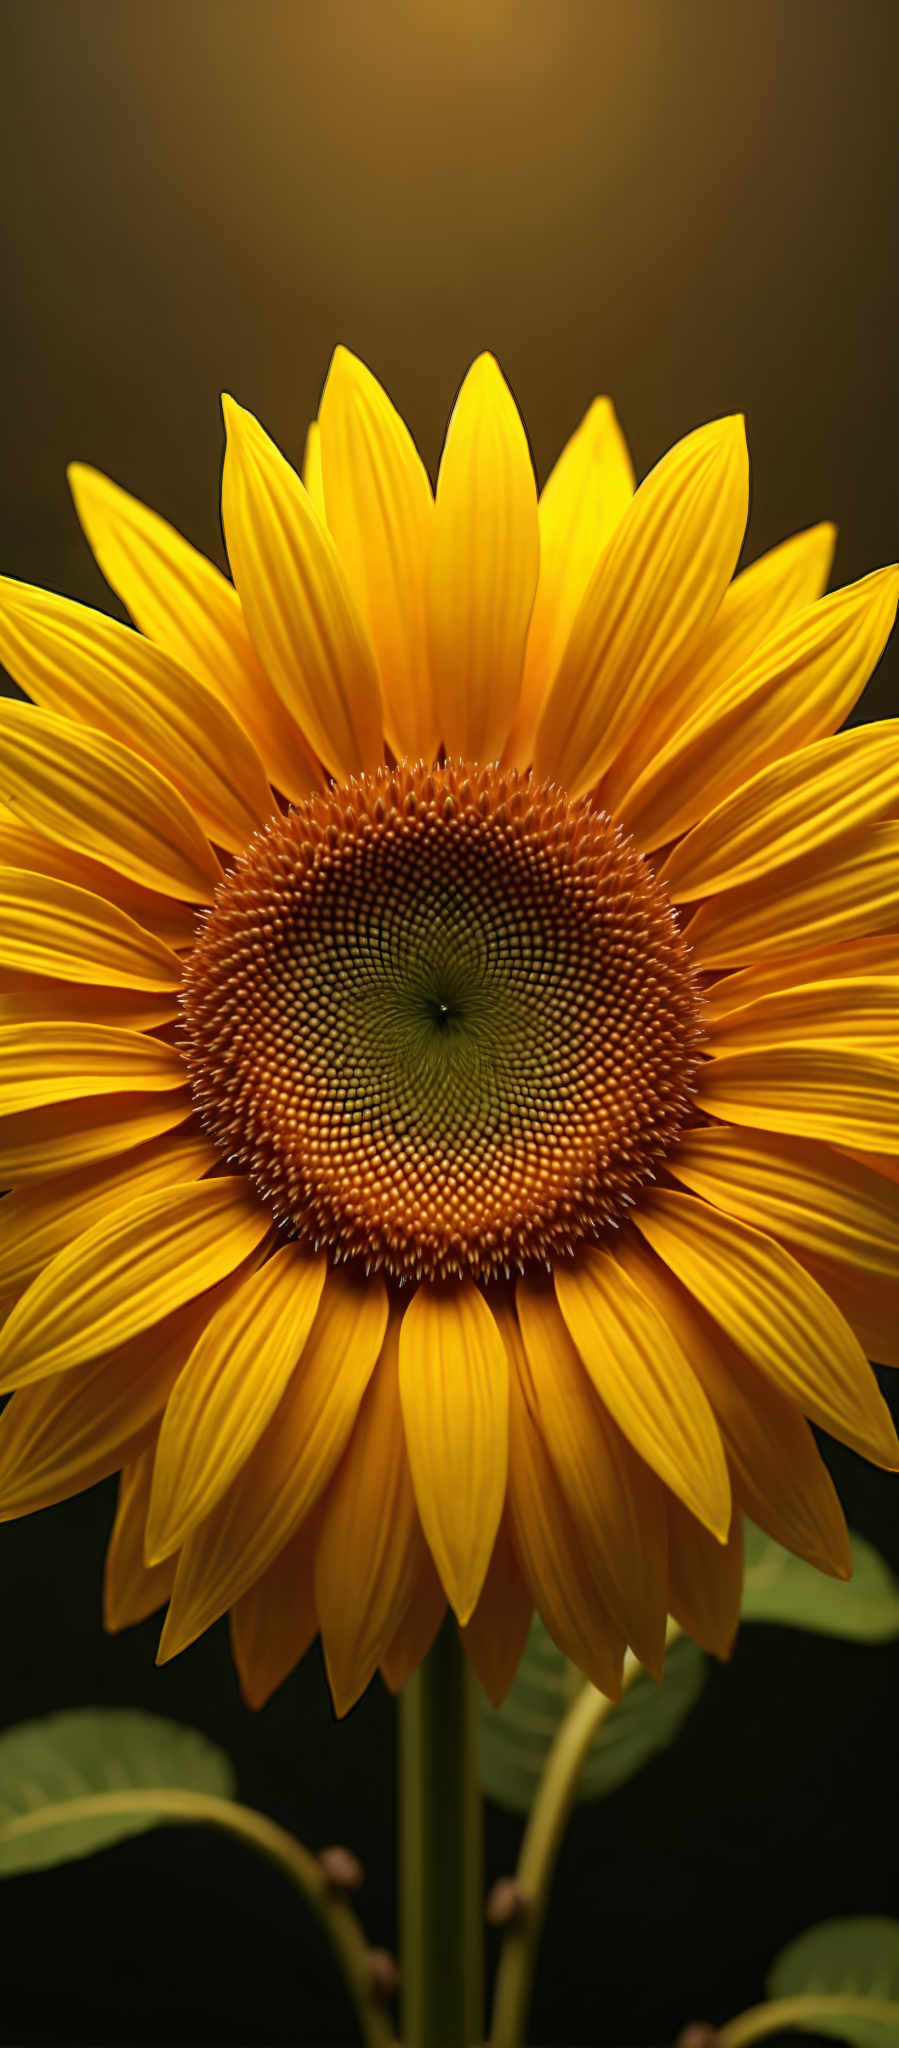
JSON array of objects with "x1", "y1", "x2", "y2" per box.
[{"x1": 181, "y1": 760, "x2": 704, "y2": 1282}]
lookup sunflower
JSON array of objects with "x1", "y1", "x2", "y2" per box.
[{"x1": 0, "y1": 350, "x2": 896, "y2": 1718}]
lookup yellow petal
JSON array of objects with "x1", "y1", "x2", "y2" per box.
[
  {"x1": 599, "y1": 523, "x2": 836, "y2": 822},
  {"x1": 0, "y1": 1277, "x2": 242, "y2": 1520},
  {"x1": 319, "y1": 346, "x2": 437, "y2": 760},
  {"x1": 147, "y1": 1244, "x2": 326, "y2": 1560},
  {"x1": 229, "y1": 1514, "x2": 321, "y2": 1710},
  {"x1": 379, "y1": 1553, "x2": 446, "y2": 1694},
  {"x1": 667, "y1": 1499, "x2": 744, "y2": 1659},
  {"x1": 157, "y1": 1268, "x2": 388, "y2": 1659},
  {"x1": 506, "y1": 1365, "x2": 625, "y2": 1699},
  {"x1": 696, "y1": 1044, "x2": 898, "y2": 1153},
  {"x1": 511, "y1": 1279, "x2": 668, "y2": 1675},
  {"x1": 617, "y1": 1231, "x2": 852, "y2": 1578},
  {"x1": 632, "y1": 1189, "x2": 898, "y2": 1467},
  {"x1": 685, "y1": 824, "x2": 899, "y2": 967},
  {"x1": 0, "y1": 1093, "x2": 193, "y2": 1186},
  {"x1": 301, "y1": 421, "x2": 325, "y2": 516},
  {"x1": 668, "y1": 1125, "x2": 899, "y2": 1280},
  {"x1": 428, "y1": 354, "x2": 539, "y2": 762},
  {"x1": 0, "y1": 1021, "x2": 187, "y2": 1116},
  {"x1": 554, "y1": 1246, "x2": 731, "y2": 1539},
  {"x1": 505, "y1": 395, "x2": 634, "y2": 766},
  {"x1": 221, "y1": 395, "x2": 383, "y2": 779},
  {"x1": 0, "y1": 576, "x2": 273, "y2": 852},
  {"x1": 659, "y1": 721, "x2": 899, "y2": 902},
  {"x1": 0, "y1": 976, "x2": 177, "y2": 1032},
  {"x1": 459, "y1": 1511, "x2": 533, "y2": 1707},
  {"x1": 617, "y1": 566, "x2": 899, "y2": 851},
  {"x1": 0, "y1": 867, "x2": 182, "y2": 991},
  {"x1": 794, "y1": 1249, "x2": 899, "y2": 1371},
  {"x1": 0, "y1": 1178, "x2": 270, "y2": 1389},
  {"x1": 706, "y1": 976, "x2": 899, "y2": 1055},
  {"x1": 104, "y1": 1448, "x2": 177, "y2": 1633},
  {"x1": 700, "y1": 935, "x2": 899, "y2": 1024},
  {"x1": 68, "y1": 464, "x2": 320, "y2": 804},
  {"x1": 398, "y1": 1278, "x2": 509, "y2": 1624},
  {"x1": 534, "y1": 416, "x2": 748, "y2": 798},
  {"x1": 0, "y1": 820, "x2": 200, "y2": 951},
  {"x1": 0, "y1": 1129, "x2": 219, "y2": 1296},
  {"x1": 315, "y1": 1312, "x2": 427, "y2": 1716},
  {"x1": 0, "y1": 700, "x2": 221, "y2": 903}
]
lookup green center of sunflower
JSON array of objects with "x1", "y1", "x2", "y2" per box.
[{"x1": 180, "y1": 760, "x2": 703, "y2": 1282}]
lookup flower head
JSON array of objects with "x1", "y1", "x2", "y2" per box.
[{"x1": 0, "y1": 348, "x2": 896, "y2": 1715}]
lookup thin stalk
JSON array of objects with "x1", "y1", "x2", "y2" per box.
[
  {"x1": 0, "y1": 1787, "x2": 394, "y2": 2048},
  {"x1": 719, "y1": 1993, "x2": 899, "y2": 2048},
  {"x1": 491, "y1": 1624, "x2": 681, "y2": 2048},
  {"x1": 399, "y1": 1616, "x2": 484, "y2": 2047}
]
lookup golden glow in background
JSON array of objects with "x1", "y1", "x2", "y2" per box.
[{"x1": 3, "y1": 0, "x2": 896, "y2": 715}]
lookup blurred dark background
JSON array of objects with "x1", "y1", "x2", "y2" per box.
[{"x1": 1, "y1": 0, "x2": 898, "y2": 2042}]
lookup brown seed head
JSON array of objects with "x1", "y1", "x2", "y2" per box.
[{"x1": 181, "y1": 760, "x2": 703, "y2": 1283}]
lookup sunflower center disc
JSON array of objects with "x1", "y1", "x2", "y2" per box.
[{"x1": 181, "y1": 760, "x2": 704, "y2": 1282}]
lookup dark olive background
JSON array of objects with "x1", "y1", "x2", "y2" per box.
[{"x1": 1, "y1": 1, "x2": 898, "y2": 2042}]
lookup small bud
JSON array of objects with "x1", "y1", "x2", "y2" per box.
[
  {"x1": 367, "y1": 1947, "x2": 401, "y2": 1998},
  {"x1": 486, "y1": 1875, "x2": 529, "y2": 1926},
  {"x1": 318, "y1": 1843, "x2": 365, "y2": 1892},
  {"x1": 675, "y1": 2025, "x2": 719, "y2": 2048}
]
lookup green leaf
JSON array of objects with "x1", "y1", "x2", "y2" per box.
[
  {"x1": 742, "y1": 1524, "x2": 899, "y2": 1642},
  {"x1": 766, "y1": 1916, "x2": 899, "y2": 2048},
  {"x1": 0, "y1": 1708, "x2": 237, "y2": 1874},
  {"x1": 479, "y1": 1617, "x2": 706, "y2": 1814}
]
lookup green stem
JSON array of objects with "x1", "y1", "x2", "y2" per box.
[
  {"x1": 399, "y1": 1616, "x2": 484, "y2": 2047},
  {"x1": 0, "y1": 1788, "x2": 394, "y2": 2048},
  {"x1": 718, "y1": 1993, "x2": 899, "y2": 2048},
  {"x1": 491, "y1": 1624, "x2": 681, "y2": 2048}
]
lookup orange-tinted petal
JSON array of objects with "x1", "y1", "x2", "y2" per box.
[
  {"x1": 0, "y1": 1022, "x2": 187, "y2": 1116},
  {"x1": 0, "y1": 1093, "x2": 193, "y2": 1186},
  {"x1": 315, "y1": 1313, "x2": 428, "y2": 1716},
  {"x1": 398, "y1": 1279, "x2": 509, "y2": 1624},
  {"x1": 685, "y1": 824, "x2": 899, "y2": 967},
  {"x1": 554, "y1": 1247, "x2": 731, "y2": 1538},
  {"x1": 0, "y1": 1130, "x2": 219, "y2": 1296},
  {"x1": 534, "y1": 416, "x2": 748, "y2": 797},
  {"x1": 459, "y1": 1511, "x2": 533, "y2": 1707},
  {"x1": 668, "y1": 1125, "x2": 899, "y2": 1278},
  {"x1": 512, "y1": 1278, "x2": 668, "y2": 1675},
  {"x1": 0, "y1": 867, "x2": 182, "y2": 990},
  {"x1": 0, "y1": 576, "x2": 273, "y2": 852},
  {"x1": 68, "y1": 463, "x2": 320, "y2": 803},
  {"x1": 705, "y1": 977, "x2": 899, "y2": 1055},
  {"x1": 659, "y1": 721, "x2": 899, "y2": 902},
  {"x1": 157, "y1": 1270, "x2": 387, "y2": 1658},
  {"x1": 147, "y1": 1245, "x2": 327, "y2": 1560},
  {"x1": 104, "y1": 1448, "x2": 177, "y2": 1633},
  {"x1": 615, "y1": 566, "x2": 899, "y2": 851},
  {"x1": 667, "y1": 1498, "x2": 744, "y2": 1659},
  {"x1": 700, "y1": 935, "x2": 899, "y2": 1024},
  {"x1": 319, "y1": 346, "x2": 437, "y2": 760},
  {"x1": 506, "y1": 1365, "x2": 625, "y2": 1699},
  {"x1": 0, "y1": 819, "x2": 200, "y2": 951},
  {"x1": 428, "y1": 354, "x2": 539, "y2": 762},
  {"x1": 617, "y1": 1231, "x2": 851, "y2": 1578},
  {"x1": 632, "y1": 1189, "x2": 898, "y2": 1467},
  {"x1": 0, "y1": 700, "x2": 221, "y2": 903},
  {"x1": 221, "y1": 395, "x2": 383, "y2": 779},
  {"x1": 229, "y1": 1513, "x2": 321, "y2": 1710},
  {"x1": 379, "y1": 1554, "x2": 446, "y2": 1694},
  {"x1": 696, "y1": 1044, "x2": 898, "y2": 1153},
  {"x1": 505, "y1": 395, "x2": 634, "y2": 766},
  {"x1": 599, "y1": 523, "x2": 836, "y2": 822},
  {"x1": 0, "y1": 1178, "x2": 270, "y2": 1389}
]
